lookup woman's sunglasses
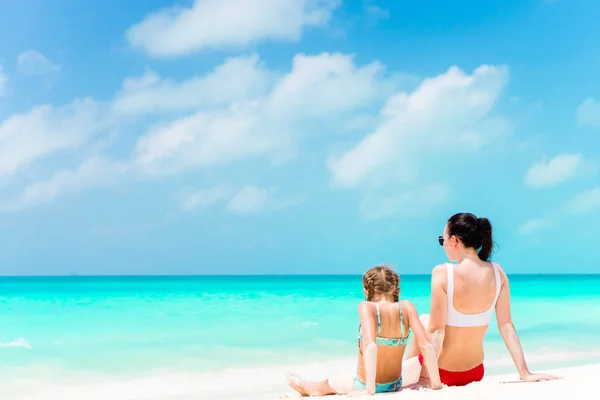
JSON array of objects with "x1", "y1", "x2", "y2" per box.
[{"x1": 437, "y1": 236, "x2": 444, "y2": 246}]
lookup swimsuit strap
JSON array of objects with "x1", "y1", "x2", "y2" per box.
[
  {"x1": 357, "y1": 303, "x2": 380, "y2": 339},
  {"x1": 399, "y1": 303, "x2": 405, "y2": 338},
  {"x1": 375, "y1": 303, "x2": 381, "y2": 335}
]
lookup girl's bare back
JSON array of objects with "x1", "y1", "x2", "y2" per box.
[{"x1": 356, "y1": 301, "x2": 409, "y2": 383}]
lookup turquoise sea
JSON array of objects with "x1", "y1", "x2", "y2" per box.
[{"x1": 2, "y1": 274, "x2": 600, "y2": 399}]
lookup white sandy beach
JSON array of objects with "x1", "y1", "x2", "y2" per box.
[
  {"x1": 1, "y1": 360, "x2": 597, "y2": 399},
  {"x1": 278, "y1": 363, "x2": 598, "y2": 400}
]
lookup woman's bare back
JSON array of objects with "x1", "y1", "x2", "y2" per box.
[
  {"x1": 437, "y1": 260, "x2": 503, "y2": 371},
  {"x1": 452, "y1": 262, "x2": 498, "y2": 314}
]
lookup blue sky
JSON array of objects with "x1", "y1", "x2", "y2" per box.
[{"x1": 1, "y1": 0, "x2": 599, "y2": 275}]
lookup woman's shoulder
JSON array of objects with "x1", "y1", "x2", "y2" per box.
[
  {"x1": 491, "y1": 261, "x2": 505, "y2": 272},
  {"x1": 432, "y1": 263, "x2": 449, "y2": 275},
  {"x1": 431, "y1": 263, "x2": 449, "y2": 286},
  {"x1": 491, "y1": 261, "x2": 508, "y2": 283}
]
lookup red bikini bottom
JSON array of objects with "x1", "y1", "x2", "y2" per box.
[{"x1": 418, "y1": 354, "x2": 484, "y2": 386}]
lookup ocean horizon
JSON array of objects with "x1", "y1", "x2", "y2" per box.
[{"x1": 3, "y1": 272, "x2": 600, "y2": 277}]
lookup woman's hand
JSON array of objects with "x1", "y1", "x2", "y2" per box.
[
  {"x1": 428, "y1": 380, "x2": 443, "y2": 390},
  {"x1": 522, "y1": 372, "x2": 562, "y2": 382}
]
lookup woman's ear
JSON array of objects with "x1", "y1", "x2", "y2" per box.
[
  {"x1": 363, "y1": 287, "x2": 368, "y2": 300},
  {"x1": 451, "y1": 235, "x2": 459, "y2": 248}
]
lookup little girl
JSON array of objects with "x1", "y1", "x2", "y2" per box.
[{"x1": 287, "y1": 265, "x2": 442, "y2": 396}]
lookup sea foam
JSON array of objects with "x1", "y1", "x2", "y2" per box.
[{"x1": 0, "y1": 338, "x2": 32, "y2": 350}]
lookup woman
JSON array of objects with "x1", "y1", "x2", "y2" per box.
[
  {"x1": 287, "y1": 265, "x2": 443, "y2": 396},
  {"x1": 403, "y1": 212, "x2": 562, "y2": 387}
]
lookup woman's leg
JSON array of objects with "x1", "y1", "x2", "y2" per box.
[{"x1": 286, "y1": 373, "x2": 352, "y2": 397}]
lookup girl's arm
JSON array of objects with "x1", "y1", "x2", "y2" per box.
[
  {"x1": 405, "y1": 301, "x2": 442, "y2": 390},
  {"x1": 495, "y1": 265, "x2": 561, "y2": 382},
  {"x1": 357, "y1": 302, "x2": 378, "y2": 395}
]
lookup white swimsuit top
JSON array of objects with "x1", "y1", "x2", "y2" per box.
[{"x1": 446, "y1": 262, "x2": 501, "y2": 327}]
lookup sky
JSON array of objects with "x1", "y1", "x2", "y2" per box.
[{"x1": 0, "y1": 0, "x2": 599, "y2": 276}]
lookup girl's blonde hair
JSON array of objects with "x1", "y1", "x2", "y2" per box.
[{"x1": 362, "y1": 264, "x2": 400, "y2": 302}]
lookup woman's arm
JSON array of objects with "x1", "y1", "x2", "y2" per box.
[
  {"x1": 405, "y1": 301, "x2": 442, "y2": 390},
  {"x1": 357, "y1": 302, "x2": 378, "y2": 395},
  {"x1": 427, "y1": 265, "x2": 448, "y2": 358},
  {"x1": 495, "y1": 265, "x2": 562, "y2": 382}
]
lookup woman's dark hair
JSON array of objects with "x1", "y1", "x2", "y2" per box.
[{"x1": 447, "y1": 213, "x2": 494, "y2": 261}]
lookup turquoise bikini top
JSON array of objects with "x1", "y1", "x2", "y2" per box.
[{"x1": 357, "y1": 303, "x2": 410, "y2": 347}]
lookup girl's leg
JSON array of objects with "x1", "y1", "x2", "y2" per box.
[
  {"x1": 401, "y1": 314, "x2": 431, "y2": 387},
  {"x1": 286, "y1": 373, "x2": 352, "y2": 397},
  {"x1": 401, "y1": 356, "x2": 423, "y2": 386}
]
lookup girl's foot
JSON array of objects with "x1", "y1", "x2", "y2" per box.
[{"x1": 286, "y1": 373, "x2": 310, "y2": 397}]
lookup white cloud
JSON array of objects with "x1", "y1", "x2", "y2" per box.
[
  {"x1": 132, "y1": 102, "x2": 291, "y2": 176},
  {"x1": 3, "y1": 157, "x2": 127, "y2": 211},
  {"x1": 565, "y1": 187, "x2": 600, "y2": 214},
  {"x1": 226, "y1": 185, "x2": 305, "y2": 214},
  {"x1": 227, "y1": 185, "x2": 270, "y2": 214},
  {"x1": 0, "y1": 98, "x2": 107, "y2": 177},
  {"x1": 4, "y1": 51, "x2": 383, "y2": 211},
  {"x1": 17, "y1": 50, "x2": 61, "y2": 76},
  {"x1": 577, "y1": 97, "x2": 600, "y2": 127},
  {"x1": 524, "y1": 153, "x2": 590, "y2": 188},
  {"x1": 176, "y1": 184, "x2": 304, "y2": 215},
  {"x1": 179, "y1": 184, "x2": 232, "y2": 212},
  {"x1": 266, "y1": 52, "x2": 393, "y2": 119},
  {"x1": 2, "y1": 55, "x2": 513, "y2": 219},
  {"x1": 0, "y1": 65, "x2": 7, "y2": 96},
  {"x1": 126, "y1": 0, "x2": 341, "y2": 57},
  {"x1": 5, "y1": 59, "x2": 507, "y2": 218},
  {"x1": 518, "y1": 218, "x2": 554, "y2": 236},
  {"x1": 112, "y1": 55, "x2": 274, "y2": 115},
  {"x1": 132, "y1": 52, "x2": 391, "y2": 177},
  {"x1": 358, "y1": 183, "x2": 450, "y2": 220},
  {"x1": 365, "y1": 2, "x2": 390, "y2": 24},
  {"x1": 328, "y1": 64, "x2": 510, "y2": 189}
]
